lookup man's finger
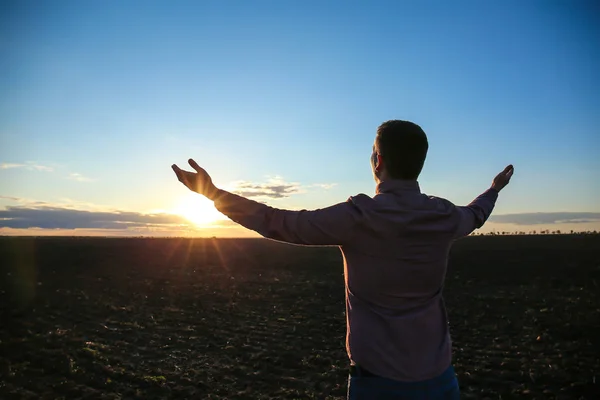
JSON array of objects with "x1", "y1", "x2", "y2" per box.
[
  {"x1": 172, "y1": 164, "x2": 180, "y2": 176},
  {"x1": 172, "y1": 165, "x2": 183, "y2": 181},
  {"x1": 188, "y1": 159, "x2": 203, "y2": 173},
  {"x1": 173, "y1": 166, "x2": 191, "y2": 186}
]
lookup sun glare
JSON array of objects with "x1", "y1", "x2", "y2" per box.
[{"x1": 174, "y1": 193, "x2": 225, "y2": 226}]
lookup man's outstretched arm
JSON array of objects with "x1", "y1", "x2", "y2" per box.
[
  {"x1": 211, "y1": 190, "x2": 361, "y2": 245},
  {"x1": 454, "y1": 165, "x2": 514, "y2": 239},
  {"x1": 172, "y1": 159, "x2": 362, "y2": 246}
]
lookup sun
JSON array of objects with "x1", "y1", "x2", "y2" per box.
[{"x1": 173, "y1": 193, "x2": 225, "y2": 226}]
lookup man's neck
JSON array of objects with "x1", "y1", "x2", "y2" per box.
[{"x1": 376, "y1": 179, "x2": 421, "y2": 194}]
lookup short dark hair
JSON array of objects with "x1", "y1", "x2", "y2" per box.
[{"x1": 375, "y1": 120, "x2": 428, "y2": 180}]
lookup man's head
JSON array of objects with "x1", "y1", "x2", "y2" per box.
[{"x1": 371, "y1": 120, "x2": 429, "y2": 183}]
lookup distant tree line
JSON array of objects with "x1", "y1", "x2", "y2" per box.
[{"x1": 472, "y1": 229, "x2": 599, "y2": 236}]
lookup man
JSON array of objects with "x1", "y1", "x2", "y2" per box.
[{"x1": 172, "y1": 120, "x2": 514, "y2": 399}]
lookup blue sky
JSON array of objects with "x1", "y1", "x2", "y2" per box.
[{"x1": 1, "y1": 0, "x2": 599, "y2": 236}]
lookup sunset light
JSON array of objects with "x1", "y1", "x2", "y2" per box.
[{"x1": 173, "y1": 193, "x2": 225, "y2": 226}]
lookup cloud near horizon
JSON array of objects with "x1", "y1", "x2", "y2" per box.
[
  {"x1": 488, "y1": 212, "x2": 600, "y2": 225},
  {"x1": 0, "y1": 196, "x2": 108, "y2": 211},
  {"x1": 0, "y1": 205, "x2": 191, "y2": 230}
]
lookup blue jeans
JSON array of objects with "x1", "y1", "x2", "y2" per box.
[{"x1": 347, "y1": 365, "x2": 460, "y2": 399}]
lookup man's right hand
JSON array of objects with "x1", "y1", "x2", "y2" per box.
[
  {"x1": 491, "y1": 164, "x2": 514, "y2": 192},
  {"x1": 172, "y1": 159, "x2": 221, "y2": 200}
]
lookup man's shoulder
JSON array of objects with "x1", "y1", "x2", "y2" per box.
[
  {"x1": 347, "y1": 193, "x2": 374, "y2": 208},
  {"x1": 426, "y1": 194, "x2": 452, "y2": 203},
  {"x1": 422, "y1": 194, "x2": 457, "y2": 213}
]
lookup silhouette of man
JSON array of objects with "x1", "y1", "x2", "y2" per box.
[{"x1": 172, "y1": 120, "x2": 514, "y2": 399}]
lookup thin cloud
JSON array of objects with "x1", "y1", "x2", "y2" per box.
[
  {"x1": 0, "y1": 206, "x2": 190, "y2": 230},
  {"x1": 230, "y1": 178, "x2": 302, "y2": 199},
  {"x1": 30, "y1": 164, "x2": 53, "y2": 172},
  {"x1": 0, "y1": 163, "x2": 25, "y2": 169},
  {"x1": 310, "y1": 183, "x2": 338, "y2": 190},
  {"x1": 0, "y1": 195, "x2": 48, "y2": 206},
  {"x1": 1, "y1": 195, "x2": 123, "y2": 212},
  {"x1": 0, "y1": 195, "x2": 21, "y2": 201},
  {"x1": 227, "y1": 177, "x2": 337, "y2": 200},
  {"x1": 0, "y1": 162, "x2": 54, "y2": 172},
  {"x1": 68, "y1": 173, "x2": 94, "y2": 182},
  {"x1": 489, "y1": 212, "x2": 600, "y2": 225}
]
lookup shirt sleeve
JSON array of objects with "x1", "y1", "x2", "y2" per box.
[
  {"x1": 453, "y1": 188, "x2": 499, "y2": 239},
  {"x1": 212, "y1": 190, "x2": 364, "y2": 246}
]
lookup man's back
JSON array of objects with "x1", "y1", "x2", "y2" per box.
[{"x1": 342, "y1": 179, "x2": 471, "y2": 381}]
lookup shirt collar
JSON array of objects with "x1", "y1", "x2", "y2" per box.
[{"x1": 376, "y1": 179, "x2": 421, "y2": 195}]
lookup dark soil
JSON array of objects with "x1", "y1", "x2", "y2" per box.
[{"x1": 0, "y1": 235, "x2": 599, "y2": 399}]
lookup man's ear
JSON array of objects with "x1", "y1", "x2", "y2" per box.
[{"x1": 375, "y1": 154, "x2": 384, "y2": 172}]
